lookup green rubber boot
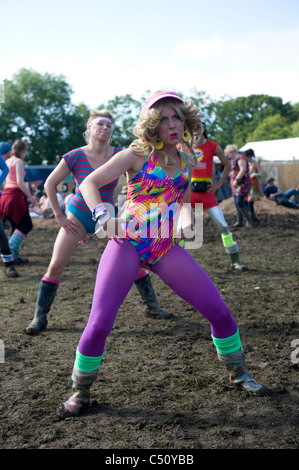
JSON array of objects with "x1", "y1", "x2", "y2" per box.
[
  {"x1": 26, "y1": 279, "x2": 59, "y2": 335},
  {"x1": 134, "y1": 274, "x2": 173, "y2": 319},
  {"x1": 233, "y1": 210, "x2": 243, "y2": 227},
  {"x1": 229, "y1": 251, "x2": 248, "y2": 271},
  {"x1": 221, "y1": 236, "x2": 248, "y2": 271}
]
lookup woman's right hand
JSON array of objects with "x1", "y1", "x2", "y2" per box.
[{"x1": 56, "y1": 213, "x2": 81, "y2": 235}]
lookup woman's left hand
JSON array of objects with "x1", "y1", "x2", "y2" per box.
[
  {"x1": 207, "y1": 182, "x2": 221, "y2": 194},
  {"x1": 174, "y1": 223, "x2": 195, "y2": 244}
]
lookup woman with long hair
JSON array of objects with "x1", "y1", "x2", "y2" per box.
[
  {"x1": 58, "y1": 91, "x2": 267, "y2": 419},
  {"x1": 0, "y1": 152, "x2": 19, "y2": 277},
  {"x1": 0, "y1": 140, "x2": 34, "y2": 264}
]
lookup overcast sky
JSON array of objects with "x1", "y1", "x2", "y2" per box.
[{"x1": 1, "y1": 0, "x2": 299, "y2": 108}]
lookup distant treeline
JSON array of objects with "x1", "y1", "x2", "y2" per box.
[{"x1": 1, "y1": 68, "x2": 299, "y2": 165}]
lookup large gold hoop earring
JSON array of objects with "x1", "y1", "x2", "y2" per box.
[
  {"x1": 154, "y1": 139, "x2": 164, "y2": 150},
  {"x1": 182, "y1": 129, "x2": 191, "y2": 142}
]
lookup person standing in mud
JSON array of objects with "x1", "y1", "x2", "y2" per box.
[
  {"x1": 243, "y1": 148, "x2": 263, "y2": 224},
  {"x1": 25, "y1": 109, "x2": 171, "y2": 336},
  {"x1": 0, "y1": 140, "x2": 34, "y2": 264},
  {"x1": 224, "y1": 144, "x2": 252, "y2": 228},
  {"x1": 0, "y1": 153, "x2": 19, "y2": 277},
  {"x1": 58, "y1": 91, "x2": 267, "y2": 419},
  {"x1": 179, "y1": 122, "x2": 248, "y2": 271}
]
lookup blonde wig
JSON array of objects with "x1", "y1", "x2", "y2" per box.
[{"x1": 130, "y1": 95, "x2": 203, "y2": 167}]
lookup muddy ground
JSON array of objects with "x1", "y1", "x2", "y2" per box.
[{"x1": 0, "y1": 197, "x2": 298, "y2": 451}]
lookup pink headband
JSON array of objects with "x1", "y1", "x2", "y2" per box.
[{"x1": 145, "y1": 91, "x2": 184, "y2": 109}]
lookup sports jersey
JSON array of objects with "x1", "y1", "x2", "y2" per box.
[
  {"x1": 189, "y1": 140, "x2": 219, "y2": 210},
  {"x1": 192, "y1": 139, "x2": 218, "y2": 182}
]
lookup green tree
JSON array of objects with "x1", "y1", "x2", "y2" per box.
[
  {"x1": 2, "y1": 71, "x2": 299, "y2": 164},
  {"x1": 291, "y1": 121, "x2": 299, "y2": 137},
  {"x1": 0, "y1": 68, "x2": 88, "y2": 164},
  {"x1": 211, "y1": 94, "x2": 294, "y2": 148},
  {"x1": 247, "y1": 114, "x2": 292, "y2": 142},
  {"x1": 63, "y1": 102, "x2": 90, "y2": 154},
  {"x1": 98, "y1": 94, "x2": 142, "y2": 148},
  {"x1": 187, "y1": 88, "x2": 217, "y2": 135}
]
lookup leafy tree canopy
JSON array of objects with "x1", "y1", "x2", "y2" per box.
[
  {"x1": 0, "y1": 69, "x2": 298, "y2": 164},
  {"x1": 0, "y1": 68, "x2": 88, "y2": 164},
  {"x1": 247, "y1": 114, "x2": 292, "y2": 142}
]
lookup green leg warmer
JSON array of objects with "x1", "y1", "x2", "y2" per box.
[
  {"x1": 74, "y1": 348, "x2": 104, "y2": 371},
  {"x1": 211, "y1": 329, "x2": 242, "y2": 355}
]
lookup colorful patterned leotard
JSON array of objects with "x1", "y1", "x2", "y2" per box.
[{"x1": 122, "y1": 151, "x2": 189, "y2": 268}]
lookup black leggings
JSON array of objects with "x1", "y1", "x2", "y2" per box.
[
  {"x1": 8, "y1": 209, "x2": 33, "y2": 235},
  {"x1": 0, "y1": 219, "x2": 10, "y2": 251}
]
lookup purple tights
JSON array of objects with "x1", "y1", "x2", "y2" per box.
[{"x1": 78, "y1": 239, "x2": 238, "y2": 357}]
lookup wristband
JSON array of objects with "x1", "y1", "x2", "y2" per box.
[
  {"x1": 92, "y1": 204, "x2": 107, "y2": 222},
  {"x1": 96, "y1": 214, "x2": 111, "y2": 230}
]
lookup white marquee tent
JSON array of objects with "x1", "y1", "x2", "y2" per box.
[{"x1": 239, "y1": 137, "x2": 299, "y2": 162}]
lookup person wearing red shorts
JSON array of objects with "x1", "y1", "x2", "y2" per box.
[{"x1": 180, "y1": 122, "x2": 247, "y2": 271}]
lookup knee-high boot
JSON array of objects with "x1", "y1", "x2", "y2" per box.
[
  {"x1": 233, "y1": 210, "x2": 243, "y2": 227},
  {"x1": 134, "y1": 273, "x2": 173, "y2": 319},
  {"x1": 240, "y1": 207, "x2": 253, "y2": 227},
  {"x1": 221, "y1": 234, "x2": 248, "y2": 271},
  {"x1": 227, "y1": 244, "x2": 248, "y2": 272},
  {"x1": 217, "y1": 348, "x2": 267, "y2": 395},
  {"x1": 26, "y1": 279, "x2": 59, "y2": 335},
  {"x1": 57, "y1": 367, "x2": 98, "y2": 419}
]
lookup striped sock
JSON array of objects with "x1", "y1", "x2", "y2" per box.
[{"x1": 9, "y1": 229, "x2": 26, "y2": 256}]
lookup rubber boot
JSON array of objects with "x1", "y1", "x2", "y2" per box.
[
  {"x1": 217, "y1": 348, "x2": 268, "y2": 395},
  {"x1": 249, "y1": 211, "x2": 259, "y2": 224},
  {"x1": 229, "y1": 251, "x2": 248, "y2": 271},
  {"x1": 134, "y1": 273, "x2": 173, "y2": 319},
  {"x1": 222, "y1": 236, "x2": 248, "y2": 272},
  {"x1": 240, "y1": 207, "x2": 253, "y2": 227},
  {"x1": 25, "y1": 279, "x2": 59, "y2": 335},
  {"x1": 1, "y1": 251, "x2": 20, "y2": 278},
  {"x1": 233, "y1": 210, "x2": 243, "y2": 227},
  {"x1": 57, "y1": 367, "x2": 98, "y2": 419},
  {"x1": 5, "y1": 264, "x2": 20, "y2": 278}
]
